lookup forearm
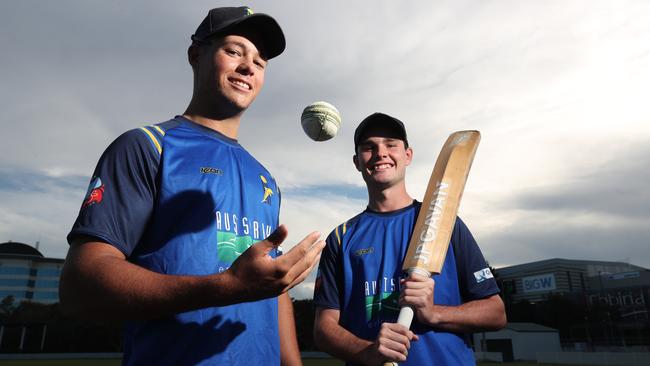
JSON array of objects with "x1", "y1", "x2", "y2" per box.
[
  {"x1": 278, "y1": 293, "x2": 302, "y2": 366},
  {"x1": 425, "y1": 294, "x2": 506, "y2": 333},
  {"x1": 314, "y1": 312, "x2": 374, "y2": 365},
  {"x1": 60, "y1": 227, "x2": 324, "y2": 321},
  {"x1": 59, "y1": 242, "x2": 245, "y2": 320}
]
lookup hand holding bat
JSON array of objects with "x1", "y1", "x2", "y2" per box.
[{"x1": 399, "y1": 275, "x2": 436, "y2": 325}]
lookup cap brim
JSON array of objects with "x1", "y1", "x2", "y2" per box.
[{"x1": 354, "y1": 113, "x2": 409, "y2": 148}]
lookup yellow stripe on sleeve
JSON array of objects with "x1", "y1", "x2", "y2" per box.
[
  {"x1": 335, "y1": 226, "x2": 341, "y2": 246},
  {"x1": 139, "y1": 127, "x2": 162, "y2": 154},
  {"x1": 153, "y1": 125, "x2": 165, "y2": 136}
]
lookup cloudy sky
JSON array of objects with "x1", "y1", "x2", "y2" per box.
[{"x1": 1, "y1": 0, "x2": 648, "y2": 299}]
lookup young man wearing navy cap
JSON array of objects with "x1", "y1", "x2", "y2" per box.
[
  {"x1": 60, "y1": 7, "x2": 324, "y2": 365},
  {"x1": 313, "y1": 113, "x2": 506, "y2": 365}
]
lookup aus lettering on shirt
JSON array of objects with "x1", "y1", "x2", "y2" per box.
[
  {"x1": 364, "y1": 276, "x2": 401, "y2": 297},
  {"x1": 215, "y1": 211, "x2": 273, "y2": 240}
]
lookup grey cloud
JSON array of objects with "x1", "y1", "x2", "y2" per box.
[
  {"x1": 508, "y1": 141, "x2": 650, "y2": 218},
  {"x1": 282, "y1": 184, "x2": 367, "y2": 202},
  {"x1": 485, "y1": 218, "x2": 649, "y2": 270},
  {"x1": 0, "y1": 166, "x2": 87, "y2": 194},
  {"x1": 2, "y1": 1, "x2": 649, "y2": 279}
]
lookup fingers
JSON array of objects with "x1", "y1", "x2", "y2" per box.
[
  {"x1": 400, "y1": 276, "x2": 434, "y2": 293},
  {"x1": 377, "y1": 323, "x2": 415, "y2": 361},
  {"x1": 284, "y1": 236, "x2": 325, "y2": 289},
  {"x1": 400, "y1": 277, "x2": 434, "y2": 308},
  {"x1": 277, "y1": 230, "x2": 322, "y2": 268},
  {"x1": 286, "y1": 246, "x2": 323, "y2": 289},
  {"x1": 383, "y1": 323, "x2": 416, "y2": 340},
  {"x1": 262, "y1": 224, "x2": 289, "y2": 247},
  {"x1": 401, "y1": 275, "x2": 434, "y2": 286}
]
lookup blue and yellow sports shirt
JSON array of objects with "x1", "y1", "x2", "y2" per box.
[
  {"x1": 68, "y1": 115, "x2": 282, "y2": 365},
  {"x1": 313, "y1": 201, "x2": 499, "y2": 366}
]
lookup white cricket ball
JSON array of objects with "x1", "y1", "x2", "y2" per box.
[{"x1": 300, "y1": 101, "x2": 341, "y2": 141}]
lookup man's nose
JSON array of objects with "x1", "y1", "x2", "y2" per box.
[
  {"x1": 236, "y1": 58, "x2": 255, "y2": 76},
  {"x1": 375, "y1": 145, "x2": 388, "y2": 158}
]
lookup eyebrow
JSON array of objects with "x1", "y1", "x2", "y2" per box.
[
  {"x1": 222, "y1": 40, "x2": 265, "y2": 60},
  {"x1": 361, "y1": 137, "x2": 400, "y2": 144}
]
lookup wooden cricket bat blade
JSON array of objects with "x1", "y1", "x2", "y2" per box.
[
  {"x1": 402, "y1": 130, "x2": 480, "y2": 275},
  {"x1": 384, "y1": 130, "x2": 480, "y2": 366}
]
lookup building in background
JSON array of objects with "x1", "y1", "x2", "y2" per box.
[
  {"x1": 497, "y1": 258, "x2": 647, "y2": 304},
  {"x1": 0, "y1": 241, "x2": 64, "y2": 304},
  {"x1": 474, "y1": 322, "x2": 562, "y2": 362},
  {"x1": 496, "y1": 258, "x2": 649, "y2": 350}
]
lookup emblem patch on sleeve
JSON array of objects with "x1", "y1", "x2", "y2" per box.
[
  {"x1": 82, "y1": 177, "x2": 105, "y2": 208},
  {"x1": 474, "y1": 268, "x2": 494, "y2": 283}
]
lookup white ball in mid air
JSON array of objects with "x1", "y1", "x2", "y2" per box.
[{"x1": 300, "y1": 101, "x2": 341, "y2": 141}]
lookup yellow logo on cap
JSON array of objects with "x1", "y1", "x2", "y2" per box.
[{"x1": 246, "y1": 8, "x2": 254, "y2": 16}]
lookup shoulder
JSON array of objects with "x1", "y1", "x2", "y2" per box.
[
  {"x1": 453, "y1": 216, "x2": 472, "y2": 236},
  {"x1": 104, "y1": 119, "x2": 179, "y2": 156},
  {"x1": 326, "y1": 211, "x2": 366, "y2": 244},
  {"x1": 126, "y1": 119, "x2": 182, "y2": 155},
  {"x1": 450, "y1": 217, "x2": 483, "y2": 261}
]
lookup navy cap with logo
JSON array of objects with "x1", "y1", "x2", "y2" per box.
[
  {"x1": 354, "y1": 112, "x2": 409, "y2": 150},
  {"x1": 192, "y1": 6, "x2": 286, "y2": 59}
]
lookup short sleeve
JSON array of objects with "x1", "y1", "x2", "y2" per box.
[
  {"x1": 451, "y1": 217, "x2": 500, "y2": 301},
  {"x1": 313, "y1": 228, "x2": 343, "y2": 310},
  {"x1": 67, "y1": 128, "x2": 160, "y2": 257}
]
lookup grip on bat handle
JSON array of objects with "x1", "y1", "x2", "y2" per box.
[
  {"x1": 381, "y1": 307, "x2": 415, "y2": 366},
  {"x1": 396, "y1": 305, "x2": 415, "y2": 328},
  {"x1": 395, "y1": 267, "x2": 429, "y2": 329},
  {"x1": 382, "y1": 268, "x2": 431, "y2": 366}
]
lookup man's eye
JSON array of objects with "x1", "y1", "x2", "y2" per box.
[
  {"x1": 225, "y1": 49, "x2": 241, "y2": 56},
  {"x1": 254, "y1": 60, "x2": 266, "y2": 69}
]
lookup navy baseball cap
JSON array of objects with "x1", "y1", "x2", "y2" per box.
[
  {"x1": 192, "y1": 6, "x2": 286, "y2": 59},
  {"x1": 354, "y1": 113, "x2": 409, "y2": 150}
]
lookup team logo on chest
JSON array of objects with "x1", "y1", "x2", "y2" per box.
[
  {"x1": 200, "y1": 166, "x2": 223, "y2": 175},
  {"x1": 364, "y1": 276, "x2": 401, "y2": 321},
  {"x1": 355, "y1": 247, "x2": 375, "y2": 257},
  {"x1": 260, "y1": 175, "x2": 274, "y2": 204}
]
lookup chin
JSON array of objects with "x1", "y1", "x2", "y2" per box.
[
  {"x1": 230, "y1": 96, "x2": 255, "y2": 110},
  {"x1": 216, "y1": 96, "x2": 252, "y2": 114}
]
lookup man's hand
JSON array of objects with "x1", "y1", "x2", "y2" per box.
[
  {"x1": 362, "y1": 323, "x2": 418, "y2": 365},
  {"x1": 225, "y1": 224, "x2": 325, "y2": 302},
  {"x1": 399, "y1": 275, "x2": 436, "y2": 326}
]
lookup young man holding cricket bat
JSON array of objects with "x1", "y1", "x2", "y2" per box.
[
  {"x1": 313, "y1": 113, "x2": 506, "y2": 365},
  {"x1": 60, "y1": 7, "x2": 323, "y2": 366}
]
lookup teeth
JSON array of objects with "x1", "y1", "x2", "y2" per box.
[
  {"x1": 373, "y1": 164, "x2": 391, "y2": 171},
  {"x1": 232, "y1": 80, "x2": 250, "y2": 90}
]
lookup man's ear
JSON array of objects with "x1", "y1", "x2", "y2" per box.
[
  {"x1": 188, "y1": 44, "x2": 200, "y2": 68},
  {"x1": 353, "y1": 154, "x2": 362, "y2": 171},
  {"x1": 405, "y1": 147, "x2": 413, "y2": 166}
]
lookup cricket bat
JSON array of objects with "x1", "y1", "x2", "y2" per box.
[{"x1": 384, "y1": 130, "x2": 480, "y2": 366}]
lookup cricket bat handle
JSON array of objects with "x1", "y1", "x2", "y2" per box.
[
  {"x1": 383, "y1": 268, "x2": 430, "y2": 366},
  {"x1": 396, "y1": 305, "x2": 415, "y2": 329},
  {"x1": 382, "y1": 306, "x2": 415, "y2": 366},
  {"x1": 382, "y1": 308, "x2": 415, "y2": 366}
]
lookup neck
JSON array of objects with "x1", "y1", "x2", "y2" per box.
[
  {"x1": 183, "y1": 100, "x2": 244, "y2": 139},
  {"x1": 366, "y1": 183, "x2": 413, "y2": 212}
]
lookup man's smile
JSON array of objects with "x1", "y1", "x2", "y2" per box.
[{"x1": 229, "y1": 77, "x2": 252, "y2": 91}]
